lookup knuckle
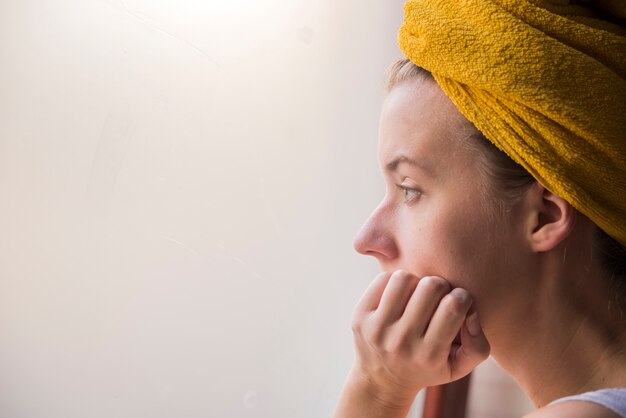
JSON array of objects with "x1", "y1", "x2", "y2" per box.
[
  {"x1": 362, "y1": 319, "x2": 385, "y2": 345},
  {"x1": 350, "y1": 310, "x2": 369, "y2": 332},
  {"x1": 352, "y1": 313, "x2": 376, "y2": 336},
  {"x1": 392, "y1": 269, "x2": 409, "y2": 277},
  {"x1": 419, "y1": 276, "x2": 450, "y2": 293},
  {"x1": 387, "y1": 270, "x2": 418, "y2": 290},
  {"x1": 390, "y1": 269, "x2": 410, "y2": 282},
  {"x1": 350, "y1": 317, "x2": 363, "y2": 334},
  {"x1": 442, "y1": 293, "x2": 469, "y2": 316},
  {"x1": 419, "y1": 343, "x2": 443, "y2": 365}
]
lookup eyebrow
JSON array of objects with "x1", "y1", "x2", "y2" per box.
[{"x1": 384, "y1": 155, "x2": 434, "y2": 176}]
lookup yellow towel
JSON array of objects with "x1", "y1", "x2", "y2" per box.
[{"x1": 398, "y1": 0, "x2": 626, "y2": 246}]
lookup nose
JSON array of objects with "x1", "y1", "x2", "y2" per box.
[{"x1": 352, "y1": 204, "x2": 399, "y2": 261}]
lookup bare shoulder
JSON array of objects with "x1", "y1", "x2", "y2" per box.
[{"x1": 523, "y1": 400, "x2": 621, "y2": 418}]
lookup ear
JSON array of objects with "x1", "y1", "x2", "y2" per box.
[{"x1": 524, "y1": 182, "x2": 576, "y2": 252}]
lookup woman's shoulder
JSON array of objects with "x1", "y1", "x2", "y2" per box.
[{"x1": 523, "y1": 399, "x2": 623, "y2": 418}]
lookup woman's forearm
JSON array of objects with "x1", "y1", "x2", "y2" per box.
[{"x1": 332, "y1": 366, "x2": 418, "y2": 418}]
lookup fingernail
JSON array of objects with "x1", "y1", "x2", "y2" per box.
[{"x1": 466, "y1": 312, "x2": 481, "y2": 337}]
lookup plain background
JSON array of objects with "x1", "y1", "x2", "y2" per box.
[{"x1": 0, "y1": 1, "x2": 534, "y2": 417}]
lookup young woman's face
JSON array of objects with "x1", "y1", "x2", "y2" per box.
[{"x1": 353, "y1": 79, "x2": 529, "y2": 327}]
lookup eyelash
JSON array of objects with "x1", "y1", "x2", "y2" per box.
[{"x1": 395, "y1": 185, "x2": 422, "y2": 204}]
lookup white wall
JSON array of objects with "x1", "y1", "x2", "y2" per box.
[{"x1": 0, "y1": 1, "x2": 413, "y2": 417}]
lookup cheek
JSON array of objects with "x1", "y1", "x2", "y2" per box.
[
  {"x1": 401, "y1": 200, "x2": 503, "y2": 298},
  {"x1": 441, "y1": 211, "x2": 515, "y2": 320}
]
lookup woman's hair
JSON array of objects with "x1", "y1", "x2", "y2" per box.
[{"x1": 384, "y1": 57, "x2": 626, "y2": 306}]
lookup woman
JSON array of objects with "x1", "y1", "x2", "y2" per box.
[{"x1": 333, "y1": 1, "x2": 626, "y2": 417}]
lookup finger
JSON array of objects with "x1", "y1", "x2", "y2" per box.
[
  {"x1": 397, "y1": 276, "x2": 452, "y2": 337},
  {"x1": 352, "y1": 271, "x2": 393, "y2": 316},
  {"x1": 450, "y1": 311, "x2": 490, "y2": 380},
  {"x1": 423, "y1": 287, "x2": 472, "y2": 352},
  {"x1": 375, "y1": 270, "x2": 420, "y2": 323}
]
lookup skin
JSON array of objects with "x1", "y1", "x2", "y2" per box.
[{"x1": 346, "y1": 78, "x2": 626, "y2": 417}]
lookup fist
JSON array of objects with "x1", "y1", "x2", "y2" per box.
[{"x1": 350, "y1": 270, "x2": 490, "y2": 401}]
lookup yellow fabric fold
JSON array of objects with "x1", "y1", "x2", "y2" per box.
[{"x1": 398, "y1": 0, "x2": 626, "y2": 246}]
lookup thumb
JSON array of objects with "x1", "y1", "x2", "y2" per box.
[{"x1": 450, "y1": 311, "x2": 490, "y2": 380}]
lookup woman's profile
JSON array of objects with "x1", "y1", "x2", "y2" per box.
[{"x1": 333, "y1": 1, "x2": 626, "y2": 417}]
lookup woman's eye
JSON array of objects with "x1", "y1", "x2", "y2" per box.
[{"x1": 396, "y1": 185, "x2": 422, "y2": 204}]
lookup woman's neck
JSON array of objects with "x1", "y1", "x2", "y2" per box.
[{"x1": 488, "y1": 248, "x2": 626, "y2": 408}]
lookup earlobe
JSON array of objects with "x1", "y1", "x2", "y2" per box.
[{"x1": 526, "y1": 183, "x2": 576, "y2": 252}]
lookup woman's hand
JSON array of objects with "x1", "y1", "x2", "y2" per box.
[{"x1": 349, "y1": 269, "x2": 490, "y2": 406}]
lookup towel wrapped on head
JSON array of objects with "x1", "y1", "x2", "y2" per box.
[{"x1": 398, "y1": 0, "x2": 626, "y2": 246}]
